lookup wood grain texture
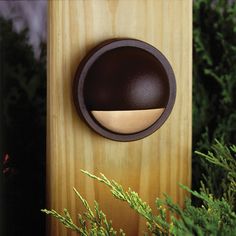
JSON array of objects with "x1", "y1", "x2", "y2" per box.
[{"x1": 47, "y1": 0, "x2": 192, "y2": 235}]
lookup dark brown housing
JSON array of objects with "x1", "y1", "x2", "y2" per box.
[{"x1": 73, "y1": 38, "x2": 176, "y2": 141}]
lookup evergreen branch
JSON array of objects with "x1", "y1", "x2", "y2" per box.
[
  {"x1": 81, "y1": 170, "x2": 171, "y2": 235},
  {"x1": 81, "y1": 170, "x2": 153, "y2": 221},
  {"x1": 42, "y1": 188, "x2": 125, "y2": 236},
  {"x1": 195, "y1": 140, "x2": 236, "y2": 193},
  {"x1": 73, "y1": 187, "x2": 95, "y2": 220},
  {"x1": 43, "y1": 140, "x2": 236, "y2": 236},
  {"x1": 41, "y1": 209, "x2": 83, "y2": 234}
]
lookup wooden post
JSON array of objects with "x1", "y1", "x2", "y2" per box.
[{"x1": 47, "y1": 0, "x2": 192, "y2": 235}]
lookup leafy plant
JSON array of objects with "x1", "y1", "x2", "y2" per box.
[
  {"x1": 192, "y1": 0, "x2": 236, "y2": 201},
  {"x1": 193, "y1": 0, "x2": 236, "y2": 145},
  {"x1": 43, "y1": 141, "x2": 236, "y2": 236},
  {"x1": 196, "y1": 140, "x2": 236, "y2": 209},
  {"x1": 42, "y1": 187, "x2": 125, "y2": 235}
]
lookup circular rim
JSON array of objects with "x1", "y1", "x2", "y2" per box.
[{"x1": 73, "y1": 38, "x2": 176, "y2": 142}]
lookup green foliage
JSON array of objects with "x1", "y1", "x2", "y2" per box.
[
  {"x1": 193, "y1": 0, "x2": 236, "y2": 145},
  {"x1": 42, "y1": 188, "x2": 125, "y2": 236},
  {"x1": 192, "y1": 0, "x2": 236, "y2": 199},
  {"x1": 42, "y1": 208, "x2": 81, "y2": 233},
  {"x1": 196, "y1": 140, "x2": 236, "y2": 209},
  {"x1": 167, "y1": 185, "x2": 236, "y2": 236},
  {"x1": 0, "y1": 16, "x2": 46, "y2": 127},
  {"x1": 81, "y1": 170, "x2": 169, "y2": 235},
  {"x1": 43, "y1": 142, "x2": 236, "y2": 236}
]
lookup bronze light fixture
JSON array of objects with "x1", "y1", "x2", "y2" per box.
[{"x1": 73, "y1": 38, "x2": 176, "y2": 142}]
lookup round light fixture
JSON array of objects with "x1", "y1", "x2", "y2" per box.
[{"x1": 73, "y1": 38, "x2": 176, "y2": 141}]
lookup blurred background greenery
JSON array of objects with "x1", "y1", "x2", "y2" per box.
[
  {"x1": 0, "y1": 0, "x2": 235, "y2": 235},
  {"x1": 192, "y1": 0, "x2": 236, "y2": 203},
  {"x1": 0, "y1": 14, "x2": 46, "y2": 236}
]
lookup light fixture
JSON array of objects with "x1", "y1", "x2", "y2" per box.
[{"x1": 73, "y1": 38, "x2": 176, "y2": 141}]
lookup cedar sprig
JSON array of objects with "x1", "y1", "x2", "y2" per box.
[{"x1": 42, "y1": 187, "x2": 125, "y2": 236}]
